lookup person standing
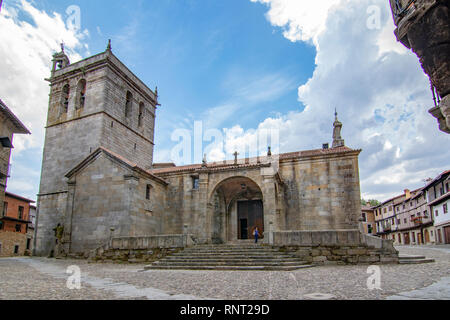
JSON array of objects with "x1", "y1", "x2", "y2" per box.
[{"x1": 253, "y1": 227, "x2": 259, "y2": 244}]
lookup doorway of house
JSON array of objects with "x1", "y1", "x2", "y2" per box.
[{"x1": 237, "y1": 200, "x2": 264, "y2": 240}]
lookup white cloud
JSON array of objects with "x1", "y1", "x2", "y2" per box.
[
  {"x1": 0, "y1": 0, "x2": 88, "y2": 153},
  {"x1": 0, "y1": 0, "x2": 88, "y2": 199},
  {"x1": 239, "y1": 0, "x2": 450, "y2": 201},
  {"x1": 250, "y1": 0, "x2": 341, "y2": 46}
]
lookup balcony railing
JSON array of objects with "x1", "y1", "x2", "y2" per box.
[{"x1": 411, "y1": 216, "x2": 423, "y2": 225}]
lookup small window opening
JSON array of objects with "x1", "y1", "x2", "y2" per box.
[{"x1": 125, "y1": 91, "x2": 133, "y2": 117}]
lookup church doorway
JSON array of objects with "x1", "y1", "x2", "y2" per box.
[
  {"x1": 237, "y1": 200, "x2": 264, "y2": 240},
  {"x1": 209, "y1": 176, "x2": 264, "y2": 243}
]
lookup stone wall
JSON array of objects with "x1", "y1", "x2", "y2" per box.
[
  {"x1": 65, "y1": 152, "x2": 168, "y2": 254},
  {"x1": 89, "y1": 234, "x2": 193, "y2": 263},
  {"x1": 272, "y1": 230, "x2": 399, "y2": 265},
  {"x1": 0, "y1": 231, "x2": 27, "y2": 257},
  {"x1": 278, "y1": 154, "x2": 361, "y2": 231}
]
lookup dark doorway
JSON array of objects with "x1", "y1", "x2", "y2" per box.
[
  {"x1": 239, "y1": 219, "x2": 248, "y2": 240},
  {"x1": 237, "y1": 200, "x2": 264, "y2": 240}
]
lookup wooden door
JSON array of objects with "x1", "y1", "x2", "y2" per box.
[
  {"x1": 237, "y1": 200, "x2": 264, "y2": 240},
  {"x1": 404, "y1": 233, "x2": 410, "y2": 245},
  {"x1": 424, "y1": 230, "x2": 430, "y2": 243},
  {"x1": 444, "y1": 226, "x2": 450, "y2": 244}
]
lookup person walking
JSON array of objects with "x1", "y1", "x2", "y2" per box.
[{"x1": 253, "y1": 227, "x2": 259, "y2": 244}]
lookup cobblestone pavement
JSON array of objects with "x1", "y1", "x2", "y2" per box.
[{"x1": 0, "y1": 246, "x2": 448, "y2": 300}]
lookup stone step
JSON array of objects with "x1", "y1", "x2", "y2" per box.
[
  {"x1": 398, "y1": 255, "x2": 426, "y2": 260},
  {"x1": 171, "y1": 252, "x2": 294, "y2": 257},
  {"x1": 144, "y1": 265, "x2": 314, "y2": 271},
  {"x1": 399, "y1": 258, "x2": 435, "y2": 264},
  {"x1": 165, "y1": 255, "x2": 298, "y2": 261},
  {"x1": 156, "y1": 258, "x2": 305, "y2": 264},
  {"x1": 178, "y1": 249, "x2": 282, "y2": 254},
  {"x1": 152, "y1": 261, "x2": 307, "y2": 267}
]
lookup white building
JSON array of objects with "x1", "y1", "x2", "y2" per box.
[{"x1": 425, "y1": 170, "x2": 450, "y2": 244}]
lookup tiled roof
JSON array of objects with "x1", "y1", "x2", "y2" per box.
[
  {"x1": 5, "y1": 192, "x2": 36, "y2": 203},
  {"x1": 423, "y1": 170, "x2": 450, "y2": 190},
  {"x1": 0, "y1": 99, "x2": 30, "y2": 134},
  {"x1": 151, "y1": 146, "x2": 359, "y2": 175}
]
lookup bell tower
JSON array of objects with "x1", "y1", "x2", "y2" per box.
[
  {"x1": 332, "y1": 109, "x2": 345, "y2": 148},
  {"x1": 35, "y1": 42, "x2": 158, "y2": 256}
]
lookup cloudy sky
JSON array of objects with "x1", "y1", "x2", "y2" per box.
[{"x1": 0, "y1": 0, "x2": 448, "y2": 203}]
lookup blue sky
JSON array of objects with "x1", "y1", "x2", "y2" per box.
[{"x1": 0, "y1": 0, "x2": 449, "y2": 203}]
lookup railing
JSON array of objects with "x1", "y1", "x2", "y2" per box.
[{"x1": 411, "y1": 216, "x2": 423, "y2": 225}]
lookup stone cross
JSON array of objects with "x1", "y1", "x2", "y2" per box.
[{"x1": 233, "y1": 151, "x2": 239, "y2": 165}]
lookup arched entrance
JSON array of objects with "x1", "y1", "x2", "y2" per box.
[{"x1": 209, "y1": 176, "x2": 264, "y2": 243}]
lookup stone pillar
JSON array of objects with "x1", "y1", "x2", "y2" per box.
[
  {"x1": 62, "y1": 180, "x2": 76, "y2": 254},
  {"x1": 260, "y1": 171, "x2": 277, "y2": 245},
  {"x1": 124, "y1": 174, "x2": 140, "y2": 237},
  {"x1": 198, "y1": 171, "x2": 210, "y2": 244}
]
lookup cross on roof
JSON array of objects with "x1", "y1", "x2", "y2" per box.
[{"x1": 233, "y1": 151, "x2": 239, "y2": 164}]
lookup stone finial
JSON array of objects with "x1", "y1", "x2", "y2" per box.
[
  {"x1": 332, "y1": 109, "x2": 345, "y2": 148},
  {"x1": 106, "y1": 39, "x2": 112, "y2": 51},
  {"x1": 267, "y1": 146, "x2": 272, "y2": 157}
]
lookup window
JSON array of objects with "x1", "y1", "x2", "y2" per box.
[
  {"x1": 61, "y1": 84, "x2": 70, "y2": 113},
  {"x1": 404, "y1": 218, "x2": 407, "y2": 224},
  {"x1": 0, "y1": 221, "x2": 3, "y2": 230},
  {"x1": 15, "y1": 224, "x2": 21, "y2": 232},
  {"x1": 384, "y1": 208, "x2": 387, "y2": 214},
  {"x1": 146, "y1": 185, "x2": 152, "y2": 200},
  {"x1": 26, "y1": 238, "x2": 31, "y2": 250},
  {"x1": 125, "y1": 91, "x2": 133, "y2": 117},
  {"x1": 389, "y1": 206, "x2": 392, "y2": 211},
  {"x1": 76, "y1": 79, "x2": 86, "y2": 109},
  {"x1": 18, "y1": 206, "x2": 24, "y2": 220},
  {"x1": 403, "y1": 204, "x2": 405, "y2": 209},
  {"x1": 14, "y1": 245, "x2": 19, "y2": 254},
  {"x1": 193, "y1": 177, "x2": 199, "y2": 190},
  {"x1": 446, "y1": 182, "x2": 449, "y2": 193},
  {"x1": 444, "y1": 204, "x2": 448, "y2": 214},
  {"x1": 138, "y1": 102, "x2": 144, "y2": 127},
  {"x1": 435, "y1": 210, "x2": 439, "y2": 217},
  {"x1": 2, "y1": 202, "x2": 7, "y2": 216},
  {"x1": 396, "y1": 207, "x2": 399, "y2": 212}
]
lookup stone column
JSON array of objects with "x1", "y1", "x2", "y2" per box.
[
  {"x1": 63, "y1": 180, "x2": 76, "y2": 254},
  {"x1": 198, "y1": 171, "x2": 210, "y2": 244},
  {"x1": 261, "y1": 171, "x2": 277, "y2": 245},
  {"x1": 124, "y1": 173, "x2": 140, "y2": 237}
]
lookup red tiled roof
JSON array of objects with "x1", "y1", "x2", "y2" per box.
[{"x1": 151, "y1": 146, "x2": 359, "y2": 175}]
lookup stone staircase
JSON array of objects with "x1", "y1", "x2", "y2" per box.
[
  {"x1": 398, "y1": 255, "x2": 435, "y2": 264},
  {"x1": 144, "y1": 244, "x2": 313, "y2": 271}
]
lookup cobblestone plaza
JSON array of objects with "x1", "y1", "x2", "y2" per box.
[{"x1": 1, "y1": 246, "x2": 448, "y2": 300}]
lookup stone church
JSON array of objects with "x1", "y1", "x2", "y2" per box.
[{"x1": 34, "y1": 44, "x2": 363, "y2": 257}]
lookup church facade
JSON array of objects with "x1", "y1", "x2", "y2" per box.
[{"x1": 34, "y1": 46, "x2": 362, "y2": 256}]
